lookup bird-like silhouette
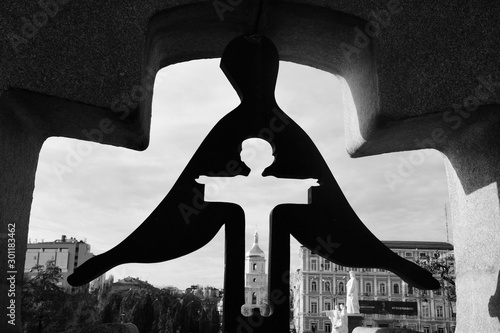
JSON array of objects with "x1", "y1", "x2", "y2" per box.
[{"x1": 68, "y1": 35, "x2": 439, "y2": 332}]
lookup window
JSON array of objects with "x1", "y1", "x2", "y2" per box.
[
  {"x1": 324, "y1": 260, "x2": 331, "y2": 271},
  {"x1": 311, "y1": 259, "x2": 317, "y2": 271},
  {"x1": 437, "y1": 328, "x2": 445, "y2": 333},
  {"x1": 405, "y1": 252, "x2": 413, "y2": 258},
  {"x1": 311, "y1": 281, "x2": 317, "y2": 291},
  {"x1": 393, "y1": 283, "x2": 400, "y2": 294},
  {"x1": 436, "y1": 305, "x2": 444, "y2": 318},
  {"x1": 423, "y1": 327, "x2": 430, "y2": 333},
  {"x1": 379, "y1": 283, "x2": 386, "y2": 294},
  {"x1": 253, "y1": 278, "x2": 256, "y2": 283},
  {"x1": 310, "y1": 301, "x2": 318, "y2": 313},
  {"x1": 252, "y1": 292, "x2": 257, "y2": 304},
  {"x1": 408, "y1": 285, "x2": 414, "y2": 295},
  {"x1": 338, "y1": 282, "x2": 344, "y2": 294},
  {"x1": 324, "y1": 301, "x2": 331, "y2": 311},
  {"x1": 253, "y1": 263, "x2": 257, "y2": 271},
  {"x1": 324, "y1": 281, "x2": 331, "y2": 292},
  {"x1": 365, "y1": 283, "x2": 372, "y2": 294},
  {"x1": 311, "y1": 322, "x2": 317, "y2": 332},
  {"x1": 420, "y1": 252, "x2": 427, "y2": 258},
  {"x1": 325, "y1": 323, "x2": 331, "y2": 333},
  {"x1": 422, "y1": 304, "x2": 430, "y2": 317}
]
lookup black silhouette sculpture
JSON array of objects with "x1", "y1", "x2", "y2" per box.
[{"x1": 68, "y1": 35, "x2": 439, "y2": 332}]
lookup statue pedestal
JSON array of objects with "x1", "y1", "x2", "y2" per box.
[{"x1": 347, "y1": 314, "x2": 364, "y2": 333}]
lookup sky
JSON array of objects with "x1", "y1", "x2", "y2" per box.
[{"x1": 28, "y1": 59, "x2": 451, "y2": 290}]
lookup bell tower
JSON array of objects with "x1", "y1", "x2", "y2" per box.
[{"x1": 244, "y1": 231, "x2": 268, "y2": 306}]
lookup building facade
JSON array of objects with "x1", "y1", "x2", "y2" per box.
[
  {"x1": 292, "y1": 241, "x2": 455, "y2": 333},
  {"x1": 24, "y1": 235, "x2": 101, "y2": 289}
]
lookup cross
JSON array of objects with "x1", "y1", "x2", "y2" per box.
[{"x1": 196, "y1": 137, "x2": 318, "y2": 315}]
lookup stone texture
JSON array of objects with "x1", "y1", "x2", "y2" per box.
[
  {"x1": 61, "y1": 323, "x2": 139, "y2": 333},
  {"x1": 0, "y1": 0, "x2": 497, "y2": 155},
  {"x1": 443, "y1": 109, "x2": 500, "y2": 332}
]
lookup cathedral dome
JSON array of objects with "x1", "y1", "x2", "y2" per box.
[{"x1": 246, "y1": 231, "x2": 265, "y2": 258}]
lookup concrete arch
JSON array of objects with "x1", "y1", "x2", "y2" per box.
[{"x1": 1, "y1": 1, "x2": 500, "y2": 332}]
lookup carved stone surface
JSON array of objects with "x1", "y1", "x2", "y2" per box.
[
  {"x1": 0, "y1": 3, "x2": 499, "y2": 333},
  {"x1": 61, "y1": 323, "x2": 139, "y2": 333}
]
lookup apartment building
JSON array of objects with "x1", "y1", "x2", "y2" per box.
[
  {"x1": 292, "y1": 241, "x2": 455, "y2": 333},
  {"x1": 24, "y1": 235, "x2": 102, "y2": 289}
]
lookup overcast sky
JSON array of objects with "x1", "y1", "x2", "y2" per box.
[{"x1": 28, "y1": 59, "x2": 451, "y2": 290}]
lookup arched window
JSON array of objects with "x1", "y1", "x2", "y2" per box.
[
  {"x1": 338, "y1": 281, "x2": 344, "y2": 294},
  {"x1": 311, "y1": 281, "x2": 317, "y2": 291},
  {"x1": 393, "y1": 283, "x2": 400, "y2": 294},
  {"x1": 365, "y1": 282, "x2": 372, "y2": 294},
  {"x1": 253, "y1": 263, "x2": 257, "y2": 271},
  {"x1": 324, "y1": 281, "x2": 331, "y2": 291},
  {"x1": 252, "y1": 292, "x2": 257, "y2": 304},
  {"x1": 380, "y1": 283, "x2": 386, "y2": 294}
]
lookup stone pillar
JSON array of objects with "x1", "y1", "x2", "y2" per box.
[
  {"x1": 0, "y1": 107, "x2": 46, "y2": 333},
  {"x1": 443, "y1": 112, "x2": 500, "y2": 332}
]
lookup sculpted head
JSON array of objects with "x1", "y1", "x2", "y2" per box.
[{"x1": 349, "y1": 270, "x2": 356, "y2": 279}]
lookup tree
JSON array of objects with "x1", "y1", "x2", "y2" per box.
[
  {"x1": 415, "y1": 251, "x2": 456, "y2": 319},
  {"x1": 21, "y1": 261, "x2": 66, "y2": 333},
  {"x1": 131, "y1": 292, "x2": 155, "y2": 333},
  {"x1": 210, "y1": 307, "x2": 221, "y2": 333},
  {"x1": 99, "y1": 291, "x2": 123, "y2": 324}
]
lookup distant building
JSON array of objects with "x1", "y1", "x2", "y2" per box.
[
  {"x1": 242, "y1": 231, "x2": 268, "y2": 315},
  {"x1": 292, "y1": 241, "x2": 456, "y2": 333},
  {"x1": 24, "y1": 235, "x2": 103, "y2": 289},
  {"x1": 162, "y1": 285, "x2": 182, "y2": 295},
  {"x1": 186, "y1": 284, "x2": 221, "y2": 298},
  {"x1": 110, "y1": 276, "x2": 154, "y2": 293}
]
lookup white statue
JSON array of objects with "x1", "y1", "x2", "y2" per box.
[
  {"x1": 323, "y1": 304, "x2": 347, "y2": 333},
  {"x1": 346, "y1": 270, "x2": 360, "y2": 314}
]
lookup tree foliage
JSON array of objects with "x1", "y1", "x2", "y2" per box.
[
  {"x1": 415, "y1": 251, "x2": 456, "y2": 307},
  {"x1": 22, "y1": 262, "x2": 67, "y2": 333},
  {"x1": 22, "y1": 271, "x2": 221, "y2": 333}
]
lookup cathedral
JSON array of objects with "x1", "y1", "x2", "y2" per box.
[{"x1": 244, "y1": 231, "x2": 268, "y2": 310}]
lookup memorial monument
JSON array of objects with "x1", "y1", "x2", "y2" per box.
[{"x1": 67, "y1": 35, "x2": 439, "y2": 332}]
